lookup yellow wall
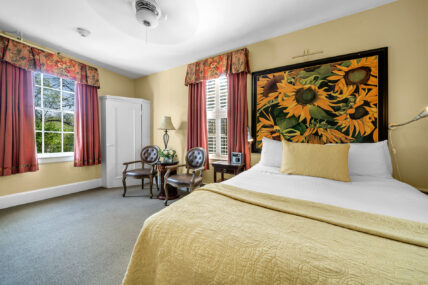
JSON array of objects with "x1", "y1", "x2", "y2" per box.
[
  {"x1": 0, "y1": 67, "x2": 136, "y2": 196},
  {"x1": 135, "y1": 65, "x2": 189, "y2": 165},
  {"x1": 97, "y1": 67, "x2": 136, "y2": 98},
  {"x1": 134, "y1": 0, "x2": 428, "y2": 190},
  {"x1": 2, "y1": 0, "x2": 427, "y2": 196}
]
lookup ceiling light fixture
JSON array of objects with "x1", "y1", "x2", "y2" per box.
[{"x1": 76, "y1": 27, "x2": 91, "y2": 37}]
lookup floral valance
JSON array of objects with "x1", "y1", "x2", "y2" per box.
[
  {"x1": 0, "y1": 36, "x2": 100, "y2": 88},
  {"x1": 184, "y1": 48, "x2": 250, "y2": 86}
]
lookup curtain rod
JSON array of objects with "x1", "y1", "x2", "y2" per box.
[{"x1": 0, "y1": 30, "x2": 98, "y2": 69}]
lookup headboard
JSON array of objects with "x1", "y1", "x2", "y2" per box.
[{"x1": 251, "y1": 48, "x2": 388, "y2": 153}]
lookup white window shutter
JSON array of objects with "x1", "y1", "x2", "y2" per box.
[
  {"x1": 205, "y1": 76, "x2": 228, "y2": 159},
  {"x1": 206, "y1": 79, "x2": 216, "y2": 112},
  {"x1": 219, "y1": 76, "x2": 228, "y2": 111}
]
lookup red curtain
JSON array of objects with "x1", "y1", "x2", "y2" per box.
[
  {"x1": 74, "y1": 82, "x2": 101, "y2": 167},
  {"x1": 227, "y1": 72, "x2": 250, "y2": 169},
  {"x1": 187, "y1": 81, "x2": 209, "y2": 169},
  {"x1": 0, "y1": 61, "x2": 38, "y2": 176}
]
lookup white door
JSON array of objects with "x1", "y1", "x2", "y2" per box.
[{"x1": 105, "y1": 100, "x2": 142, "y2": 187}]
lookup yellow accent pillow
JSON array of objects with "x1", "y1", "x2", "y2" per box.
[{"x1": 280, "y1": 141, "x2": 351, "y2": 182}]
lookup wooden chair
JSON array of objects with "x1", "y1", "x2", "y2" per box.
[
  {"x1": 163, "y1": 147, "x2": 206, "y2": 206},
  {"x1": 122, "y1": 145, "x2": 160, "y2": 198}
]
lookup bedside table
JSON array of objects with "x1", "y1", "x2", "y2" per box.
[{"x1": 212, "y1": 161, "x2": 245, "y2": 183}]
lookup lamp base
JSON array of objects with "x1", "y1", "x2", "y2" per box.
[{"x1": 163, "y1": 130, "x2": 169, "y2": 149}]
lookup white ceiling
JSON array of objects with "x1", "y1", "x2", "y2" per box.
[{"x1": 0, "y1": 0, "x2": 394, "y2": 78}]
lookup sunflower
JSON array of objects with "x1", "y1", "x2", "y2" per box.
[
  {"x1": 277, "y1": 81, "x2": 335, "y2": 123},
  {"x1": 290, "y1": 127, "x2": 353, "y2": 144},
  {"x1": 333, "y1": 84, "x2": 355, "y2": 101},
  {"x1": 256, "y1": 72, "x2": 285, "y2": 109},
  {"x1": 328, "y1": 56, "x2": 378, "y2": 93},
  {"x1": 360, "y1": 86, "x2": 378, "y2": 106},
  {"x1": 257, "y1": 111, "x2": 281, "y2": 144},
  {"x1": 335, "y1": 89, "x2": 378, "y2": 140}
]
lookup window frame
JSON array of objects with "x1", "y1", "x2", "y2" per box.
[
  {"x1": 34, "y1": 72, "x2": 75, "y2": 163},
  {"x1": 206, "y1": 76, "x2": 228, "y2": 160}
]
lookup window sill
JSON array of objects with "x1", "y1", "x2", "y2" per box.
[
  {"x1": 38, "y1": 153, "x2": 74, "y2": 164},
  {"x1": 209, "y1": 155, "x2": 228, "y2": 162}
]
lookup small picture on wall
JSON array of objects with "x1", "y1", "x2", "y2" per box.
[{"x1": 251, "y1": 48, "x2": 388, "y2": 153}]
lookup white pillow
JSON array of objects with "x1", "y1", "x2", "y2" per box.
[
  {"x1": 260, "y1": 138, "x2": 393, "y2": 177},
  {"x1": 348, "y1": 140, "x2": 392, "y2": 178},
  {"x1": 260, "y1": 137, "x2": 282, "y2": 168}
]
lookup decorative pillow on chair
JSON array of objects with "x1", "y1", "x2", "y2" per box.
[{"x1": 280, "y1": 141, "x2": 351, "y2": 182}]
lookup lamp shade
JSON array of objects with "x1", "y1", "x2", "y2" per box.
[
  {"x1": 159, "y1": 116, "x2": 176, "y2": 130},
  {"x1": 247, "y1": 127, "x2": 253, "y2": 142},
  {"x1": 414, "y1": 106, "x2": 428, "y2": 120}
]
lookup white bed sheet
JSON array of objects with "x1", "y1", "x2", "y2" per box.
[{"x1": 223, "y1": 163, "x2": 428, "y2": 224}]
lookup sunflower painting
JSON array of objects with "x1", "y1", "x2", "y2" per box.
[{"x1": 252, "y1": 48, "x2": 387, "y2": 152}]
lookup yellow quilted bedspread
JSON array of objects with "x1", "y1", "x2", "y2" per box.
[{"x1": 122, "y1": 183, "x2": 428, "y2": 284}]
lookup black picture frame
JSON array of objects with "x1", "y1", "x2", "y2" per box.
[{"x1": 251, "y1": 47, "x2": 388, "y2": 153}]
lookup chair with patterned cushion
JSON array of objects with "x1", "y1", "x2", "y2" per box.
[
  {"x1": 163, "y1": 147, "x2": 206, "y2": 206},
  {"x1": 122, "y1": 145, "x2": 160, "y2": 198}
]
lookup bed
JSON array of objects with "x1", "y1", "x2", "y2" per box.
[
  {"x1": 122, "y1": 47, "x2": 428, "y2": 283},
  {"x1": 122, "y1": 162, "x2": 428, "y2": 284}
]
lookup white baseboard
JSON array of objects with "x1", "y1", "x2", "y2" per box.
[{"x1": 0, "y1": 178, "x2": 102, "y2": 210}]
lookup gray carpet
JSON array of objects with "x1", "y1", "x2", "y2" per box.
[{"x1": 0, "y1": 185, "x2": 167, "y2": 285}]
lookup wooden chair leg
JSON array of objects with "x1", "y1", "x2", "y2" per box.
[
  {"x1": 142, "y1": 178, "x2": 144, "y2": 190},
  {"x1": 149, "y1": 175, "x2": 153, "y2": 199},
  {"x1": 155, "y1": 175, "x2": 159, "y2": 191},
  {"x1": 164, "y1": 182, "x2": 169, "y2": 206},
  {"x1": 122, "y1": 175, "x2": 127, "y2": 197}
]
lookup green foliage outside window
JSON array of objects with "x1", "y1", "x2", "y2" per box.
[{"x1": 34, "y1": 72, "x2": 75, "y2": 154}]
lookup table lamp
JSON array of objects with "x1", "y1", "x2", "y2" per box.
[
  {"x1": 389, "y1": 106, "x2": 428, "y2": 129},
  {"x1": 159, "y1": 116, "x2": 175, "y2": 149},
  {"x1": 247, "y1": 127, "x2": 254, "y2": 143},
  {"x1": 388, "y1": 106, "x2": 428, "y2": 180}
]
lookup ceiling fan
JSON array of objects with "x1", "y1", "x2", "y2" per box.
[
  {"x1": 86, "y1": 0, "x2": 198, "y2": 45},
  {"x1": 134, "y1": 0, "x2": 166, "y2": 29}
]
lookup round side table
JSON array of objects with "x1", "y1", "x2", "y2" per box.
[{"x1": 156, "y1": 160, "x2": 180, "y2": 200}]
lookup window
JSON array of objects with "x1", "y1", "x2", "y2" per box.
[
  {"x1": 206, "y1": 75, "x2": 228, "y2": 159},
  {"x1": 34, "y1": 72, "x2": 75, "y2": 157}
]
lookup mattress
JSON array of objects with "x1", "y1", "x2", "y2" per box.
[{"x1": 223, "y1": 163, "x2": 428, "y2": 223}]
